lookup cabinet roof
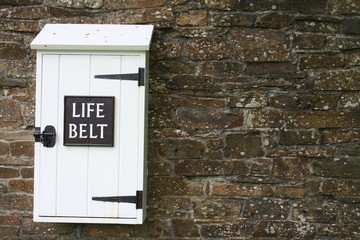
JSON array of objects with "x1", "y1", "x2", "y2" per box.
[{"x1": 31, "y1": 24, "x2": 154, "y2": 51}]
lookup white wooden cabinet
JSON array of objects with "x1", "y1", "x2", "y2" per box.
[{"x1": 31, "y1": 24, "x2": 153, "y2": 224}]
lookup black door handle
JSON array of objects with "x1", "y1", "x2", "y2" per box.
[{"x1": 33, "y1": 125, "x2": 56, "y2": 148}]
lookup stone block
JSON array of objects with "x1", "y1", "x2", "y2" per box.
[
  {"x1": 0, "y1": 6, "x2": 48, "y2": 19},
  {"x1": 322, "y1": 180, "x2": 360, "y2": 196},
  {"x1": 230, "y1": 91, "x2": 268, "y2": 108},
  {"x1": 83, "y1": 224, "x2": 134, "y2": 237},
  {"x1": 330, "y1": 0, "x2": 360, "y2": 14},
  {"x1": 254, "y1": 12, "x2": 293, "y2": 29},
  {"x1": 339, "y1": 203, "x2": 360, "y2": 224},
  {"x1": 292, "y1": 200, "x2": 338, "y2": 223},
  {"x1": 172, "y1": 219, "x2": 199, "y2": 237},
  {"x1": 279, "y1": 130, "x2": 320, "y2": 145},
  {"x1": 148, "y1": 177, "x2": 204, "y2": 196},
  {"x1": 158, "y1": 138, "x2": 205, "y2": 159},
  {"x1": 339, "y1": 92, "x2": 360, "y2": 109},
  {"x1": 293, "y1": 34, "x2": 325, "y2": 49},
  {"x1": 0, "y1": 194, "x2": 32, "y2": 210},
  {"x1": 295, "y1": 19, "x2": 340, "y2": 33},
  {"x1": 248, "y1": 109, "x2": 284, "y2": 128},
  {"x1": 10, "y1": 141, "x2": 34, "y2": 157},
  {"x1": 201, "y1": 61, "x2": 245, "y2": 76},
  {"x1": 243, "y1": 198, "x2": 290, "y2": 220},
  {"x1": 254, "y1": 220, "x2": 315, "y2": 238},
  {"x1": 245, "y1": 62, "x2": 297, "y2": 75},
  {"x1": 0, "y1": 167, "x2": 19, "y2": 178},
  {"x1": 201, "y1": 221, "x2": 254, "y2": 238},
  {"x1": 8, "y1": 179, "x2": 33, "y2": 193},
  {"x1": 311, "y1": 158, "x2": 360, "y2": 178},
  {"x1": 224, "y1": 131, "x2": 264, "y2": 158},
  {"x1": 104, "y1": 0, "x2": 166, "y2": 10},
  {"x1": 274, "y1": 186, "x2": 305, "y2": 199},
  {"x1": 150, "y1": 41, "x2": 182, "y2": 60},
  {"x1": 299, "y1": 55, "x2": 345, "y2": 69},
  {"x1": 322, "y1": 130, "x2": 360, "y2": 144},
  {"x1": 175, "y1": 160, "x2": 249, "y2": 176},
  {"x1": 185, "y1": 38, "x2": 230, "y2": 60},
  {"x1": 231, "y1": 29, "x2": 291, "y2": 62},
  {"x1": 177, "y1": 10, "x2": 207, "y2": 26},
  {"x1": 0, "y1": 19, "x2": 40, "y2": 32},
  {"x1": 195, "y1": 198, "x2": 241, "y2": 219},
  {"x1": 177, "y1": 109, "x2": 243, "y2": 129},
  {"x1": 212, "y1": 12, "x2": 255, "y2": 27},
  {"x1": 211, "y1": 182, "x2": 273, "y2": 197},
  {"x1": 272, "y1": 158, "x2": 309, "y2": 178},
  {"x1": 0, "y1": 43, "x2": 27, "y2": 60},
  {"x1": 202, "y1": 0, "x2": 235, "y2": 9}
]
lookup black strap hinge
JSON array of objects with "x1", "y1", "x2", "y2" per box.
[
  {"x1": 92, "y1": 190, "x2": 143, "y2": 209},
  {"x1": 94, "y1": 68, "x2": 145, "y2": 86}
]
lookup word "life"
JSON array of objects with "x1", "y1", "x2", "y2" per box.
[{"x1": 72, "y1": 102, "x2": 105, "y2": 118}]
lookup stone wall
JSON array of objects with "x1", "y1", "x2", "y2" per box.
[{"x1": 0, "y1": 0, "x2": 360, "y2": 239}]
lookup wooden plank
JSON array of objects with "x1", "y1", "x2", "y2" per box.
[
  {"x1": 87, "y1": 55, "x2": 122, "y2": 218},
  {"x1": 118, "y1": 55, "x2": 140, "y2": 218},
  {"x1": 56, "y1": 55, "x2": 90, "y2": 217},
  {"x1": 37, "y1": 54, "x2": 60, "y2": 216}
]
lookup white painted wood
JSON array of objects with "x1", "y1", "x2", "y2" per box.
[
  {"x1": 31, "y1": 24, "x2": 154, "y2": 51},
  {"x1": 33, "y1": 49, "x2": 149, "y2": 224},
  {"x1": 88, "y1": 55, "x2": 121, "y2": 218},
  {"x1": 37, "y1": 55, "x2": 60, "y2": 216},
  {"x1": 118, "y1": 55, "x2": 140, "y2": 218},
  {"x1": 56, "y1": 55, "x2": 90, "y2": 217}
]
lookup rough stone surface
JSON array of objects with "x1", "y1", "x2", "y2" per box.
[{"x1": 1, "y1": 1, "x2": 360, "y2": 239}]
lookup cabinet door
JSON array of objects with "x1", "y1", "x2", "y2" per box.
[{"x1": 34, "y1": 54, "x2": 144, "y2": 222}]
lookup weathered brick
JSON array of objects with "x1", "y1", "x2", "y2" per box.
[
  {"x1": 47, "y1": 0, "x2": 103, "y2": 8},
  {"x1": 270, "y1": 93, "x2": 339, "y2": 110},
  {"x1": 0, "y1": 216, "x2": 21, "y2": 225},
  {"x1": 149, "y1": 107, "x2": 175, "y2": 128},
  {"x1": 148, "y1": 177, "x2": 203, "y2": 196},
  {"x1": 0, "y1": 77, "x2": 27, "y2": 88},
  {"x1": 0, "y1": 167, "x2": 19, "y2": 178},
  {"x1": 0, "y1": 43, "x2": 27, "y2": 60},
  {"x1": 0, "y1": 194, "x2": 32, "y2": 210},
  {"x1": 151, "y1": 41, "x2": 182, "y2": 60},
  {"x1": 151, "y1": 60, "x2": 195, "y2": 76},
  {"x1": 279, "y1": 130, "x2": 320, "y2": 145},
  {"x1": 83, "y1": 224, "x2": 134, "y2": 237},
  {"x1": 10, "y1": 141, "x2": 33, "y2": 157},
  {"x1": 348, "y1": 50, "x2": 360, "y2": 65},
  {"x1": 267, "y1": 146, "x2": 333, "y2": 158},
  {"x1": 148, "y1": 161, "x2": 172, "y2": 176},
  {"x1": 158, "y1": 138, "x2": 205, "y2": 159},
  {"x1": 102, "y1": 7, "x2": 174, "y2": 24},
  {"x1": 293, "y1": 33, "x2": 325, "y2": 49},
  {"x1": 150, "y1": 196, "x2": 191, "y2": 210},
  {"x1": 245, "y1": 62, "x2": 297, "y2": 75},
  {"x1": 195, "y1": 198, "x2": 240, "y2": 219},
  {"x1": 0, "y1": 6, "x2": 48, "y2": 19},
  {"x1": 274, "y1": 186, "x2": 305, "y2": 199},
  {"x1": 339, "y1": 92, "x2": 360, "y2": 109},
  {"x1": 295, "y1": 19, "x2": 341, "y2": 33},
  {"x1": 334, "y1": 142, "x2": 360, "y2": 157},
  {"x1": 272, "y1": 158, "x2": 309, "y2": 178},
  {"x1": 201, "y1": 61, "x2": 245, "y2": 76},
  {"x1": 177, "y1": 110, "x2": 243, "y2": 129},
  {"x1": 254, "y1": 12, "x2": 293, "y2": 29},
  {"x1": 22, "y1": 218, "x2": 75, "y2": 234},
  {"x1": 311, "y1": 158, "x2": 360, "y2": 178},
  {"x1": 104, "y1": 0, "x2": 166, "y2": 10},
  {"x1": 172, "y1": 219, "x2": 199, "y2": 237},
  {"x1": 330, "y1": 0, "x2": 360, "y2": 14},
  {"x1": 177, "y1": 10, "x2": 207, "y2": 26},
  {"x1": 339, "y1": 203, "x2": 360, "y2": 224},
  {"x1": 8, "y1": 179, "x2": 33, "y2": 193},
  {"x1": 224, "y1": 132, "x2": 264, "y2": 158},
  {"x1": 243, "y1": 198, "x2": 290, "y2": 220},
  {"x1": 318, "y1": 224, "x2": 360, "y2": 237},
  {"x1": 292, "y1": 200, "x2": 338, "y2": 223},
  {"x1": 230, "y1": 91, "x2": 268, "y2": 108},
  {"x1": 20, "y1": 167, "x2": 33, "y2": 178},
  {"x1": 0, "y1": 59, "x2": 35, "y2": 79},
  {"x1": 322, "y1": 130, "x2": 360, "y2": 144},
  {"x1": 201, "y1": 221, "x2": 254, "y2": 238},
  {"x1": 286, "y1": 112, "x2": 360, "y2": 129},
  {"x1": 231, "y1": 29, "x2": 291, "y2": 62},
  {"x1": 211, "y1": 182, "x2": 272, "y2": 197},
  {"x1": 239, "y1": 0, "x2": 327, "y2": 13},
  {"x1": 0, "y1": 141, "x2": 9, "y2": 156},
  {"x1": 327, "y1": 36, "x2": 360, "y2": 50},
  {"x1": 248, "y1": 109, "x2": 284, "y2": 128},
  {"x1": 322, "y1": 180, "x2": 360, "y2": 196},
  {"x1": 175, "y1": 160, "x2": 248, "y2": 176},
  {"x1": 0, "y1": 226, "x2": 19, "y2": 236},
  {"x1": 250, "y1": 158, "x2": 272, "y2": 176},
  {"x1": 0, "y1": 0, "x2": 43, "y2": 4},
  {"x1": 0, "y1": 19, "x2": 40, "y2": 32},
  {"x1": 212, "y1": 12, "x2": 255, "y2": 27},
  {"x1": 299, "y1": 55, "x2": 345, "y2": 69},
  {"x1": 203, "y1": 0, "x2": 235, "y2": 9},
  {"x1": 254, "y1": 220, "x2": 315, "y2": 238},
  {"x1": 185, "y1": 38, "x2": 230, "y2": 60}
]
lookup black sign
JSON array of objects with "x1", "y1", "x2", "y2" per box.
[{"x1": 64, "y1": 96, "x2": 115, "y2": 146}]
